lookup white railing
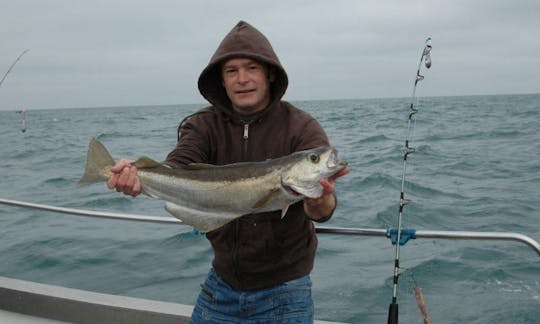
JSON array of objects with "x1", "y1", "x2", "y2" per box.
[{"x1": 1, "y1": 198, "x2": 539, "y2": 256}]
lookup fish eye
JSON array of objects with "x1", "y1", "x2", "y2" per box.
[{"x1": 309, "y1": 153, "x2": 320, "y2": 163}]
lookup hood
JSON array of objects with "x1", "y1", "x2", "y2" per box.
[{"x1": 198, "y1": 21, "x2": 288, "y2": 116}]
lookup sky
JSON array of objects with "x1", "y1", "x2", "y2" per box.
[{"x1": 0, "y1": 0, "x2": 539, "y2": 110}]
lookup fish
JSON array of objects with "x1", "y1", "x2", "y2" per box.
[
  {"x1": 79, "y1": 138, "x2": 348, "y2": 232},
  {"x1": 414, "y1": 287, "x2": 430, "y2": 324}
]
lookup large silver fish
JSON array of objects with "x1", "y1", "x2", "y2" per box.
[{"x1": 80, "y1": 138, "x2": 348, "y2": 232}]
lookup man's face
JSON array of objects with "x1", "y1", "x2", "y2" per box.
[{"x1": 221, "y1": 58, "x2": 274, "y2": 114}]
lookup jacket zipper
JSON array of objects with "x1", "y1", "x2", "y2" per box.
[
  {"x1": 243, "y1": 123, "x2": 249, "y2": 157},
  {"x1": 231, "y1": 123, "x2": 250, "y2": 289}
]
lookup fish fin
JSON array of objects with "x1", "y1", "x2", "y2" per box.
[
  {"x1": 182, "y1": 163, "x2": 216, "y2": 170},
  {"x1": 281, "y1": 204, "x2": 291, "y2": 218},
  {"x1": 79, "y1": 138, "x2": 115, "y2": 185},
  {"x1": 164, "y1": 202, "x2": 239, "y2": 232},
  {"x1": 132, "y1": 156, "x2": 162, "y2": 169},
  {"x1": 251, "y1": 188, "x2": 280, "y2": 210}
]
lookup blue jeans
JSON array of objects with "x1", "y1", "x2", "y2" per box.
[{"x1": 190, "y1": 268, "x2": 314, "y2": 323}]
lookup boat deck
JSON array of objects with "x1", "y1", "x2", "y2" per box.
[
  {"x1": 0, "y1": 309, "x2": 70, "y2": 323},
  {"x1": 0, "y1": 276, "x2": 343, "y2": 324}
]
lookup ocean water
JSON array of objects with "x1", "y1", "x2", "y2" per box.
[{"x1": 0, "y1": 94, "x2": 539, "y2": 323}]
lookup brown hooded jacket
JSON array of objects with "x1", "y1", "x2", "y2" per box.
[{"x1": 165, "y1": 21, "x2": 335, "y2": 290}]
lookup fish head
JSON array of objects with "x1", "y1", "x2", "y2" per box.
[{"x1": 281, "y1": 147, "x2": 348, "y2": 199}]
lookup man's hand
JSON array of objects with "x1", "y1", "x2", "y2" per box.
[
  {"x1": 304, "y1": 166, "x2": 350, "y2": 221},
  {"x1": 106, "y1": 159, "x2": 141, "y2": 197}
]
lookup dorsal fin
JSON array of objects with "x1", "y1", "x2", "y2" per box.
[
  {"x1": 132, "y1": 156, "x2": 162, "y2": 169},
  {"x1": 182, "y1": 163, "x2": 217, "y2": 170}
]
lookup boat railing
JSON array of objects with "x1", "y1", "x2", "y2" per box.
[{"x1": 1, "y1": 198, "x2": 539, "y2": 256}]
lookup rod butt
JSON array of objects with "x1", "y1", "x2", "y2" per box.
[{"x1": 387, "y1": 302, "x2": 398, "y2": 324}]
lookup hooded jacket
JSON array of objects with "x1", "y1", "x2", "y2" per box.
[{"x1": 165, "y1": 21, "x2": 334, "y2": 290}]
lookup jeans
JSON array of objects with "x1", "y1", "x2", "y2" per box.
[{"x1": 190, "y1": 268, "x2": 314, "y2": 323}]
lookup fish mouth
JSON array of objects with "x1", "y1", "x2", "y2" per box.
[{"x1": 326, "y1": 148, "x2": 348, "y2": 172}]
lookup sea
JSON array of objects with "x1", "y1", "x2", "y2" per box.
[{"x1": 1, "y1": 94, "x2": 539, "y2": 323}]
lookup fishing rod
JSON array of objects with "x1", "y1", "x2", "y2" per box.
[
  {"x1": 0, "y1": 49, "x2": 30, "y2": 89},
  {"x1": 387, "y1": 37, "x2": 432, "y2": 324}
]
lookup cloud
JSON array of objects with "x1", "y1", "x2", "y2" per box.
[{"x1": 0, "y1": 0, "x2": 538, "y2": 110}]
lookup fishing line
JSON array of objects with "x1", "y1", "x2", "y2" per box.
[
  {"x1": 387, "y1": 37, "x2": 432, "y2": 324},
  {"x1": 397, "y1": 267, "x2": 432, "y2": 324}
]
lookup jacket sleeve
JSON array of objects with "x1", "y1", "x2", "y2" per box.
[{"x1": 164, "y1": 110, "x2": 213, "y2": 167}]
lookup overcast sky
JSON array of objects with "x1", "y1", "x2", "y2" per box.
[{"x1": 0, "y1": 0, "x2": 538, "y2": 110}]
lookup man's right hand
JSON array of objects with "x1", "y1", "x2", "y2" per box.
[{"x1": 106, "y1": 159, "x2": 141, "y2": 197}]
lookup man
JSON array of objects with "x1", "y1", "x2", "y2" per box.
[{"x1": 108, "y1": 21, "x2": 349, "y2": 323}]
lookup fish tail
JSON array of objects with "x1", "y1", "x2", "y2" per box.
[{"x1": 79, "y1": 138, "x2": 115, "y2": 185}]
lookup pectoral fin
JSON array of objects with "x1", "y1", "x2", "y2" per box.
[
  {"x1": 281, "y1": 204, "x2": 291, "y2": 219},
  {"x1": 251, "y1": 188, "x2": 280, "y2": 210}
]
